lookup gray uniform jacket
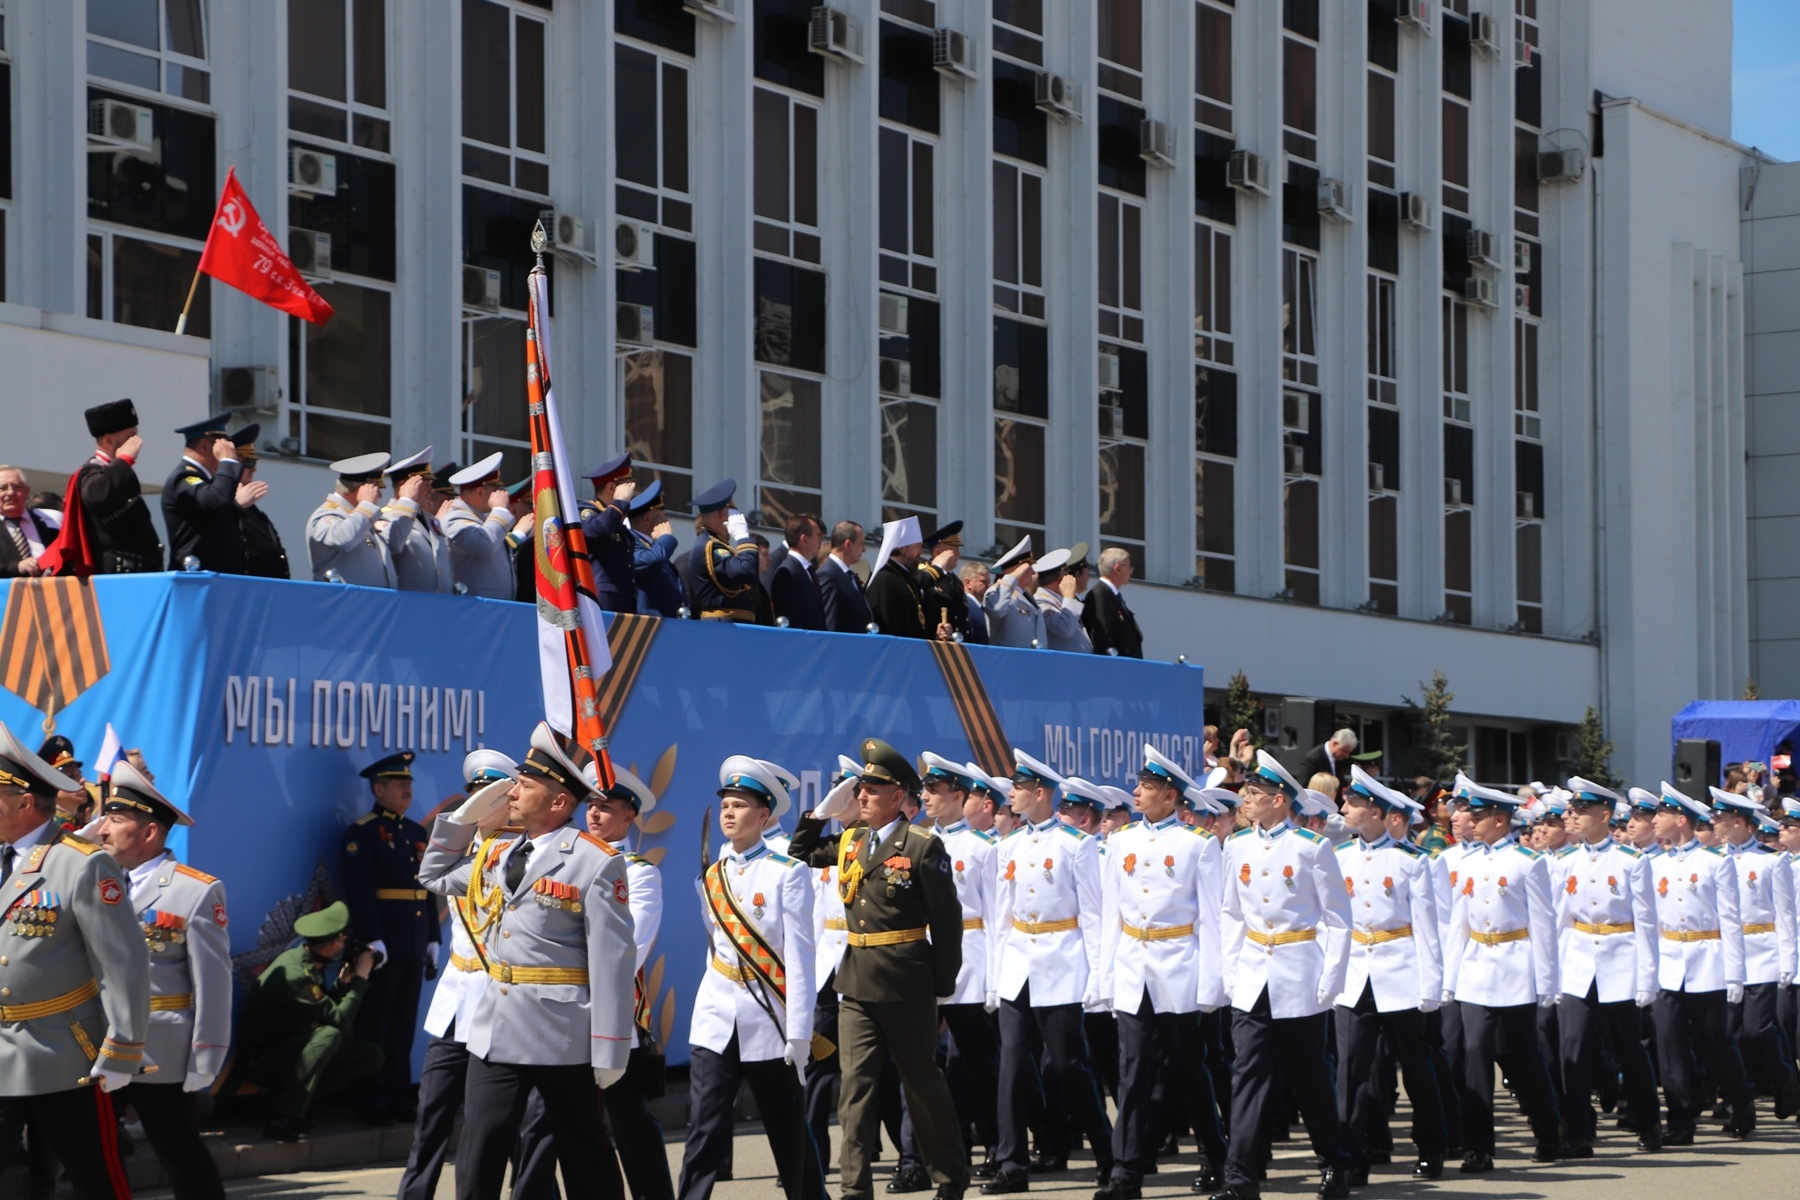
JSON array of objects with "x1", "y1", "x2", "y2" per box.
[
  {"x1": 0, "y1": 826, "x2": 150, "y2": 1095},
  {"x1": 131, "y1": 852, "x2": 232, "y2": 1081},
  {"x1": 307, "y1": 493, "x2": 413, "y2": 588},
  {"x1": 441, "y1": 500, "x2": 516, "y2": 600},
  {"x1": 984, "y1": 574, "x2": 1046, "y2": 648},
  {"x1": 1035, "y1": 587, "x2": 1093, "y2": 653},
  {"x1": 390, "y1": 501, "x2": 454, "y2": 594},
  {"x1": 418, "y1": 815, "x2": 636, "y2": 1072}
]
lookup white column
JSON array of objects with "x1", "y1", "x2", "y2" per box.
[
  {"x1": 11, "y1": 0, "x2": 85, "y2": 316},
  {"x1": 1396, "y1": 14, "x2": 1443, "y2": 620}
]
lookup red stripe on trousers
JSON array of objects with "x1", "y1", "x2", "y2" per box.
[{"x1": 93, "y1": 1085, "x2": 133, "y2": 1199}]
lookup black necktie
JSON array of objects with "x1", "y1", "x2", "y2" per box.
[
  {"x1": 0, "y1": 845, "x2": 14, "y2": 890},
  {"x1": 504, "y1": 838, "x2": 534, "y2": 892}
]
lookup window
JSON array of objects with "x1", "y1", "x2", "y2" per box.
[
  {"x1": 1281, "y1": 248, "x2": 1320, "y2": 606},
  {"x1": 287, "y1": 281, "x2": 393, "y2": 461},
  {"x1": 621, "y1": 349, "x2": 695, "y2": 514},
  {"x1": 1282, "y1": 35, "x2": 1317, "y2": 161},
  {"x1": 1, "y1": 50, "x2": 9, "y2": 300},
  {"x1": 1195, "y1": 1, "x2": 1232, "y2": 132},
  {"x1": 616, "y1": 42, "x2": 691, "y2": 231},
  {"x1": 461, "y1": 0, "x2": 548, "y2": 195},
  {"x1": 754, "y1": 88, "x2": 819, "y2": 263},
  {"x1": 288, "y1": 0, "x2": 388, "y2": 151},
  {"x1": 879, "y1": 22, "x2": 940, "y2": 134},
  {"x1": 1100, "y1": 345, "x2": 1149, "y2": 563},
  {"x1": 994, "y1": 61, "x2": 1048, "y2": 166},
  {"x1": 1098, "y1": 193, "x2": 1142, "y2": 343},
  {"x1": 1368, "y1": 491, "x2": 1399, "y2": 613},
  {"x1": 1195, "y1": 221, "x2": 1233, "y2": 364},
  {"x1": 995, "y1": 317, "x2": 1048, "y2": 548},
  {"x1": 1367, "y1": 273, "x2": 1400, "y2": 615},
  {"x1": 461, "y1": 317, "x2": 530, "y2": 484},
  {"x1": 87, "y1": 0, "x2": 209, "y2": 104},
  {"x1": 1367, "y1": 68, "x2": 1396, "y2": 189},
  {"x1": 993, "y1": 161, "x2": 1044, "y2": 319},
  {"x1": 1281, "y1": 248, "x2": 1318, "y2": 387},
  {"x1": 1442, "y1": 98, "x2": 1469, "y2": 213},
  {"x1": 758, "y1": 371, "x2": 823, "y2": 528},
  {"x1": 88, "y1": 228, "x2": 207, "y2": 336},
  {"x1": 753, "y1": 0, "x2": 824, "y2": 97},
  {"x1": 1513, "y1": 317, "x2": 1539, "y2": 438},
  {"x1": 881, "y1": 0, "x2": 935, "y2": 27},
  {"x1": 1195, "y1": 362, "x2": 1238, "y2": 592},
  {"x1": 1515, "y1": 437, "x2": 1543, "y2": 632},
  {"x1": 881, "y1": 399, "x2": 937, "y2": 524},
  {"x1": 992, "y1": 0, "x2": 1043, "y2": 66},
  {"x1": 754, "y1": 258, "x2": 827, "y2": 373},
  {"x1": 879, "y1": 127, "x2": 936, "y2": 292},
  {"x1": 1441, "y1": 297, "x2": 1470, "y2": 421},
  {"x1": 1443, "y1": 422, "x2": 1474, "y2": 624},
  {"x1": 1367, "y1": 274, "x2": 1396, "y2": 405},
  {"x1": 1097, "y1": 0, "x2": 1142, "y2": 99},
  {"x1": 1514, "y1": 128, "x2": 1540, "y2": 238}
]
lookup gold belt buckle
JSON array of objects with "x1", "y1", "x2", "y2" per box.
[{"x1": 497, "y1": 963, "x2": 513, "y2": 983}]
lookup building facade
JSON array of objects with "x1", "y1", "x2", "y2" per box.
[{"x1": 0, "y1": 0, "x2": 1771, "y2": 786}]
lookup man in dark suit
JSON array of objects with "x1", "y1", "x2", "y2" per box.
[
  {"x1": 1299, "y1": 729, "x2": 1358, "y2": 789},
  {"x1": 959, "y1": 561, "x2": 990, "y2": 645},
  {"x1": 0, "y1": 465, "x2": 62, "y2": 578},
  {"x1": 628, "y1": 480, "x2": 684, "y2": 617},
  {"x1": 770, "y1": 512, "x2": 827, "y2": 631},
  {"x1": 818, "y1": 519, "x2": 874, "y2": 633},
  {"x1": 1080, "y1": 547, "x2": 1144, "y2": 658}
]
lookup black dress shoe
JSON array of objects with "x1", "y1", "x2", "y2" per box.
[
  {"x1": 1459, "y1": 1152, "x2": 1494, "y2": 1174},
  {"x1": 890, "y1": 1166, "x2": 932, "y2": 1193},
  {"x1": 1637, "y1": 1136, "x2": 1662, "y2": 1153},
  {"x1": 1531, "y1": 1142, "x2": 1560, "y2": 1163},
  {"x1": 1092, "y1": 1180, "x2": 1141, "y2": 1200},
  {"x1": 1664, "y1": 1128, "x2": 1695, "y2": 1146},
  {"x1": 981, "y1": 1171, "x2": 1030, "y2": 1195},
  {"x1": 1094, "y1": 1164, "x2": 1114, "y2": 1187},
  {"x1": 1028, "y1": 1153, "x2": 1067, "y2": 1174},
  {"x1": 1345, "y1": 1165, "x2": 1369, "y2": 1187},
  {"x1": 1191, "y1": 1163, "x2": 1222, "y2": 1193},
  {"x1": 1412, "y1": 1157, "x2": 1443, "y2": 1180},
  {"x1": 973, "y1": 1158, "x2": 1001, "y2": 1181},
  {"x1": 1726, "y1": 1121, "x2": 1754, "y2": 1141},
  {"x1": 1562, "y1": 1140, "x2": 1593, "y2": 1159},
  {"x1": 934, "y1": 1184, "x2": 967, "y2": 1200},
  {"x1": 1207, "y1": 1188, "x2": 1259, "y2": 1200},
  {"x1": 263, "y1": 1116, "x2": 309, "y2": 1143},
  {"x1": 1316, "y1": 1167, "x2": 1351, "y2": 1200}
]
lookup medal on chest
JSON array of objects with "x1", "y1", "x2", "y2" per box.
[
  {"x1": 142, "y1": 908, "x2": 188, "y2": 952},
  {"x1": 751, "y1": 892, "x2": 766, "y2": 920},
  {"x1": 7, "y1": 889, "x2": 60, "y2": 938},
  {"x1": 533, "y1": 879, "x2": 582, "y2": 913},
  {"x1": 884, "y1": 856, "x2": 913, "y2": 895}
]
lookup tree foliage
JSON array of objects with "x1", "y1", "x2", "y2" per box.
[
  {"x1": 1223, "y1": 669, "x2": 1263, "y2": 749},
  {"x1": 1405, "y1": 669, "x2": 1465, "y2": 781}
]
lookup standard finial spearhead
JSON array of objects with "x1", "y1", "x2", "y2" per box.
[{"x1": 530, "y1": 220, "x2": 548, "y2": 260}]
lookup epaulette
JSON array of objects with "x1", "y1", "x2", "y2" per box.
[
  {"x1": 1227, "y1": 826, "x2": 1254, "y2": 840},
  {"x1": 976, "y1": 829, "x2": 998, "y2": 844},
  {"x1": 1187, "y1": 825, "x2": 1216, "y2": 840},
  {"x1": 1058, "y1": 823, "x2": 1089, "y2": 840},
  {"x1": 1336, "y1": 839, "x2": 1357, "y2": 852},
  {"x1": 173, "y1": 863, "x2": 219, "y2": 884},
  {"x1": 56, "y1": 833, "x2": 102, "y2": 856},
  {"x1": 999, "y1": 826, "x2": 1024, "y2": 842},
  {"x1": 1556, "y1": 844, "x2": 1579, "y2": 858},
  {"x1": 1745, "y1": 843, "x2": 1774, "y2": 854},
  {"x1": 1512, "y1": 844, "x2": 1542, "y2": 860},
  {"x1": 1294, "y1": 828, "x2": 1326, "y2": 844},
  {"x1": 353, "y1": 812, "x2": 379, "y2": 826},
  {"x1": 576, "y1": 831, "x2": 619, "y2": 855},
  {"x1": 183, "y1": 475, "x2": 203, "y2": 486},
  {"x1": 625, "y1": 852, "x2": 650, "y2": 866},
  {"x1": 769, "y1": 852, "x2": 802, "y2": 868},
  {"x1": 1617, "y1": 844, "x2": 1642, "y2": 858},
  {"x1": 1703, "y1": 845, "x2": 1726, "y2": 857},
  {"x1": 1394, "y1": 841, "x2": 1427, "y2": 857}
]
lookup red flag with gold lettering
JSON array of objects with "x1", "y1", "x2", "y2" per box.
[{"x1": 197, "y1": 168, "x2": 334, "y2": 324}]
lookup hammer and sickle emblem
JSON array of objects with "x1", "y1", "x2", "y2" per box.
[{"x1": 217, "y1": 199, "x2": 247, "y2": 237}]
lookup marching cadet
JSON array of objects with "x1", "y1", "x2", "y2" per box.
[
  {"x1": 964, "y1": 766, "x2": 1004, "y2": 838},
  {"x1": 580, "y1": 452, "x2": 639, "y2": 614},
  {"x1": 0, "y1": 722, "x2": 150, "y2": 1199},
  {"x1": 386, "y1": 446, "x2": 454, "y2": 593},
  {"x1": 91, "y1": 760, "x2": 230, "y2": 1200},
  {"x1": 161, "y1": 415, "x2": 245, "y2": 573},
  {"x1": 1780, "y1": 797, "x2": 1800, "y2": 1066},
  {"x1": 1031, "y1": 550, "x2": 1092, "y2": 654},
  {"x1": 75, "y1": 397, "x2": 165, "y2": 574},
  {"x1": 677, "y1": 756, "x2": 826, "y2": 1200},
  {"x1": 1058, "y1": 778, "x2": 1107, "y2": 838},
  {"x1": 1625, "y1": 788, "x2": 1662, "y2": 853},
  {"x1": 684, "y1": 480, "x2": 763, "y2": 622},
  {"x1": 443, "y1": 453, "x2": 521, "y2": 600},
  {"x1": 1210, "y1": 751, "x2": 1353, "y2": 1200},
  {"x1": 306, "y1": 453, "x2": 406, "y2": 587},
  {"x1": 786, "y1": 741, "x2": 967, "y2": 1200},
  {"x1": 982, "y1": 750, "x2": 1113, "y2": 1194},
  {"x1": 866, "y1": 517, "x2": 939, "y2": 639},
  {"x1": 1710, "y1": 788, "x2": 1800, "y2": 1119},
  {"x1": 231, "y1": 428, "x2": 292, "y2": 579},
  {"x1": 1441, "y1": 774, "x2": 1562, "y2": 1171},
  {"x1": 803, "y1": 755, "x2": 862, "y2": 1163},
  {"x1": 1551, "y1": 778, "x2": 1661, "y2": 1154},
  {"x1": 417, "y1": 723, "x2": 636, "y2": 1200},
  {"x1": 629, "y1": 480, "x2": 685, "y2": 617},
  {"x1": 338, "y1": 751, "x2": 431, "y2": 1126},
  {"x1": 1648, "y1": 782, "x2": 1756, "y2": 1141},
  {"x1": 1094, "y1": 746, "x2": 1227, "y2": 1200},
  {"x1": 983, "y1": 539, "x2": 1046, "y2": 649},
  {"x1": 916, "y1": 522, "x2": 970, "y2": 641},
  {"x1": 1097, "y1": 788, "x2": 1132, "y2": 838},
  {"x1": 1332, "y1": 766, "x2": 1447, "y2": 1184}
]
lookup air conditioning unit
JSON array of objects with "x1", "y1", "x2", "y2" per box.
[
  {"x1": 1100, "y1": 402, "x2": 1126, "y2": 441},
  {"x1": 462, "y1": 264, "x2": 502, "y2": 314},
  {"x1": 933, "y1": 28, "x2": 975, "y2": 79},
  {"x1": 1227, "y1": 148, "x2": 1269, "y2": 195},
  {"x1": 1444, "y1": 478, "x2": 1467, "y2": 507},
  {"x1": 617, "y1": 302, "x2": 655, "y2": 347},
  {"x1": 1317, "y1": 177, "x2": 1350, "y2": 220},
  {"x1": 1513, "y1": 283, "x2": 1531, "y2": 309},
  {"x1": 682, "y1": 0, "x2": 735, "y2": 21},
  {"x1": 1464, "y1": 276, "x2": 1496, "y2": 307},
  {"x1": 1470, "y1": 12, "x2": 1500, "y2": 54},
  {"x1": 1401, "y1": 191, "x2": 1432, "y2": 230},
  {"x1": 1034, "y1": 71, "x2": 1079, "y2": 120},
  {"x1": 288, "y1": 146, "x2": 337, "y2": 197},
  {"x1": 87, "y1": 99, "x2": 155, "y2": 150},
  {"x1": 1516, "y1": 491, "x2": 1537, "y2": 520},
  {"x1": 1396, "y1": 0, "x2": 1432, "y2": 32},
  {"x1": 1466, "y1": 229, "x2": 1497, "y2": 267},
  {"x1": 1368, "y1": 463, "x2": 1389, "y2": 493},
  {"x1": 1282, "y1": 391, "x2": 1310, "y2": 435},
  {"x1": 614, "y1": 219, "x2": 656, "y2": 270},
  {"x1": 879, "y1": 357, "x2": 912, "y2": 396},
  {"x1": 1284, "y1": 443, "x2": 1307, "y2": 474},
  {"x1": 1098, "y1": 347, "x2": 1122, "y2": 393},
  {"x1": 1538, "y1": 148, "x2": 1585, "y2": 183},
  {"x1": 878, "y1": 292, "x2": 909, "y2": 336},
  {"x1": 287, "y1": 227, "x2": 332, "y2": 280},
  {"x1": 1139, "y1": 119, "x2": 1174, "y2": 167},
  {"x1": 808, "y1": 6, "x2": 861, "y2": 62},
  {"x1": 218, "y1": 366, "x2": 280, "y2": 415},
  {"x1": 1513, "y1": 240, "x2": 1533, "y2": 273},
  {"x1": 1515, "y1": 38, "x2": 1538, "y2": 68},
  {"x1": 537, "y1": 209, "x2": 596, "y2": 263}
]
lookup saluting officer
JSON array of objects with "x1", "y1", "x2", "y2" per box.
[
  {"x1": 1332, "y1": 766, "x2": 1447, "y2": 1184},
  {"x1": 1031, "y1": 550, "x2": 1091, "y2": 654},
  {"x1": 93, "y1": 760, "x2": 230, "y2": 1200},
  {"x1": 443, "y1": 453, "x2": 521, "y2": 600},
  {"x1": 387, "y1": 447, "x2": 454, "y2": 593},
  {"x1": 983, "y1": 539, "x2": 1046, "y2": 650},
  {"x1": 76, "y1": 397, "x2": 165, "y2": 573},
  {"x1": 629, "y1": 480, "x2": 685, "y2": 617},
  {"x1": 341, "y1": 751, "x2": 432, "y2": 1125},
  {"x1": 915, "y1": 523, "x2": 970, "y2": 641},
  {"x1": 161, "y1": 414, "x2": 246, "y2": 573},
  {"x1": 232, "y1": 428, "x2": 292, "y2": 579},
  {"x1": 307, "y1": 453, "x2": 406, "y2": 587},
  {"x1": 1094, "y1": 747, "x2": 1227, "y2": 1200},
  {"x1": 580, "y1": 452, "x2": 639, "y2": 613},
  {"x1": 0, "y1": 721, "x2": 150, "y2": 1200},
  {"x1": 684, "y1": 480, "x2": 762, "y2": 622}
]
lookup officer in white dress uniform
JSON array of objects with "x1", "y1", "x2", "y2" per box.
[
  {"x1": 1548, "y1": 778, "x2": 1661, "y2": 1154},
  {"x1": 387, "y1": 446, "x2": 455, "y2": 594},
  {"x1": 1709, "y1": 788, "x2": 1800, "y2": 1120},
  {"x1": 1209, "y1": 751, "x2": 1352, "y2": 1200},
  {"x1": 1094, "y1": 747, "x2": 1226, "y2": 1200},
  {"x1": 983, "y1": 750, "x2": 1113, "y2": 1193},
  {"x1": 1031, "y1": 549, "x2": 1091, "y2": 654},
  {"x1": 676, "y1": 757, "x2": 825, "y2": 1200},
  {"x1": 1331, "y1": 766, "x2": 1447, "y2": 1185},
  {"x1": 1779, "y1": 796, "x2": 1800, "y2": 1078},
  {"x1": 442, "y1": 452, "x2": 521, "y2": 600},
  {"x1": 306, "y1": 452, "x2": 408, "y2": 587},
  {"x1": 982, "y1": 539, "x2": 1046, "y2": 650}
]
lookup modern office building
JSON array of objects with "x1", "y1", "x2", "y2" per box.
[{"x1": 0, "y1": 0, "x2": 1779, "y2": 785}]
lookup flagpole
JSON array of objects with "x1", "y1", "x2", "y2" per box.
[{"x1": 173, "y1": 266, "x2": 203, "y2": 336}]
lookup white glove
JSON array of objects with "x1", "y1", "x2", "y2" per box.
[
  {"x1": 1082, "y1": 990, "x2": 1106, "y2": 1013},
  {"x1": 984, "y1": 991, "x2": 999, "y2": 1013},
  {"x1": 1419, "y1": 996, "x2": 1440, "y2": 1014},
  {"x1": 183, "y1": 1070, "x2": 215, "y2": 1094},
  {"x1": 1200, "y1": 1003, "x2": 1222, "y2": 1014},
  {"x1": 1782, "y1": 973, "x2": 1793, "y2": 988},
  {"x1": 783, "y1": 1038, "x2": 811, "y2": 1070},
  {"x1": 815, "y1": 775, "x2": 859, "y2": 823},
  {"x1": 427, "y1": 941, "x2": 440, "y2": 963},
  {"x1": 368, "y1": 939, "x2": 389, "y2": 968},
  {"x1": 725, "y1": 511, "x2": 750, "y2": 543},
  {"x1": 595, "y1": 1065, "x2": 626, "y2": 1089},
  {"x1": 1537, "y1": 995, "x2": 1558, "y2": 1009},
  {"x1": 1635, "y1": 990, "x2": 1655, "y2": 1009},
  {"x1": 1727, "y1": 983, "x2": 1745, "y2": 1004},
  {"x1": 1440, "y1": 989, "x2": 1455, "y2": 1006},
  {"x1": 89, "y1": 1061, "x2": 133, "y2": 1093},
  {"x1": 1317, "y1": 985, "x2": 1338, "y2": 1008},
  {"x1": 452, "y1": 777, "x2": 513, "y2": 825}
]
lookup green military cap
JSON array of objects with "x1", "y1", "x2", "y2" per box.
[
  {"x1": 860, "y1": 737, "x2": 921, "y2": 793},
  {"x1": 293, "y1": 901, "x2": 351, "y2": 940}
]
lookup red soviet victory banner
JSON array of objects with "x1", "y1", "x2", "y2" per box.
[{"x1": 189, "y1": 167, "x2": 334, "y2": 329}]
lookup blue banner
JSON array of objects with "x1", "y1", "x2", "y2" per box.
[{"x1": 0, "y1": 574, "x2": 1205, "y2": 1065}]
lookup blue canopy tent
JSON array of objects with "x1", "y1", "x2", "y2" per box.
[{"x1": 1670, "y1": 700, "x2": 1800, "y2": 772}]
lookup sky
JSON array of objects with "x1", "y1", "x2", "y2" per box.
[{"x1": 1736, "y1": 0, "x2": 1800, "y2": 160}]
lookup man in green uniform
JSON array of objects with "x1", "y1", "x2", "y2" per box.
[
  {"x1": 239, "y1": 901, "x2": 384, "y2": 1140},
  {"x1": 788, "y1": 739, "x2": 969, "y2": 1200}
]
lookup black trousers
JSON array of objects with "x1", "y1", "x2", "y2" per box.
[
  {"x1": 1781, "y1": 984, "x2": 1800, "y2": 1073},
  {"x1": 1223, "y1": 990, "x2": 1344, "y2": 1190},
  {"x1": 676, "y1": 1036, "x2": 827, "y2": 1200},
  {"x1": 803, "y1": 983, "x2": 841, "y2": 1162},
  {"x1": 354, "y1": 951, "x2": 425, "y2": 1113},
  {"x1": 1655, "y1": 989, "x2": 1753, "y2": 1135},
  {"x1": 995, "y1": 987, "x2": 1113, "y2": 1173},
  {"x1": 942, "y1": 1003, "x2": 1001, "y2": 1152},
  {"x1": 1420, "y1": 1009, "x2": 1462, "y2": 1151},
  {"x1": 1334, "y1": 986, "x2": 1446, "y2": 1166},
  {"x1": 1112, "y1": 999, "x2": 1225, "y2": 1183},
  {"x1": 1199, "y1": 1007, "x2": 1233, "y2": 1136},
  {"x1": 604, "y1": 1045, "x2": 677, "y2": 1200},
  {"x1": 1536, "y1": 1002, "x2": 1565, "y2": 1109},
  {"x1": 1086, "y1": 1012, "x2": 1120, "y2": 1098},
  {"x1": 1457, "y1": 1001, "x2": 1561, "y2": 1155},
  {"x1": 1558, "y1": 985, "x2": 1660, "y2": 1143},
  {"x1": 0, "y1": 1087, "x2": 131, "y2": 1200},
  {"x1": 457, "y1": 1056, "x2": 623, "y2": 1200},
  {"x1": 1728, "y1": 981, "x2": 1794, "y2": 1094},
  {"x1": 118, "y1": 1081, "x2": 226, "y2": 1200},
  {"x1": 398, "y1": 1036, "x2": 469, "y2": 1200}
]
